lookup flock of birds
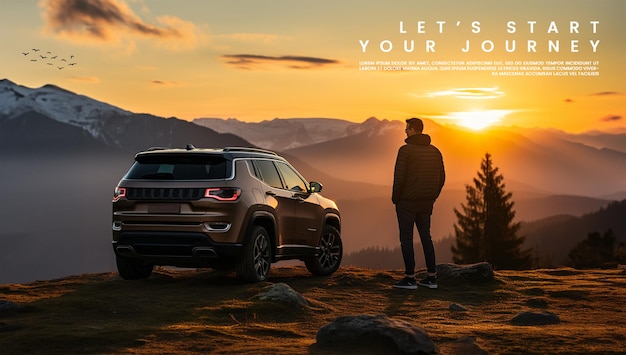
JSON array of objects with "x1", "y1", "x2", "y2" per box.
[{"x1": 21, "y1": 48, "x2": 78, "y2": 70}]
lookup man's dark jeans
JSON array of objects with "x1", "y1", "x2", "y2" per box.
[{"x1": 395, "y1": 204, "x2": 437, "y2": 276}]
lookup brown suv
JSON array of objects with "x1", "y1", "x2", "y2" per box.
[{"x1": 112, "y1": 146, "x2": 342, "y2": 282}]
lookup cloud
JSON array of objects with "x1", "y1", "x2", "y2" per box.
[
  {"x1": 221, "y1": 54, "x2": 340, "y2": 70},
  {"x1": 150, "y1": 80, "x2": 183, "y2": 86},
  {"x1": 599, "y1": 115, "x2": 622, "y2": 122},
  {"x1": 425, "y1": 87, "x2": 505, "y2": 99},
  {"x1": 39, "y1": 0, "x2": 203, "y2": 50},
  {"x1": 589, "y1": 91, "x2": 623, "y2": 96}
]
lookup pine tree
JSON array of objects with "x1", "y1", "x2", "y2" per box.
[{"x1": 451, "y1": 153, "x2": 532, "y2": 269}]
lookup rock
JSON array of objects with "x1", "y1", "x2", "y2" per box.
[
  {"x1": 449, "y1": 303, "x2": 468, "y2": 311},
  {"x1": 316, "y1": 314, "x2": 438, "y2": 354},
  {"x1": 256, "y1": 283, "x2": 309, "y2": 308},
  {"x1": 436, "y1": 263, "x2": 494, "y2": 283},
  {"x1": 511, "y1": 311, "x2": 560, "y2": 326},
  {"x1": 0, "y1": 300, "x2": 21, "y2": 311}
]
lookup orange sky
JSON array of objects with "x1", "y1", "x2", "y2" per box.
[{"x1": 1, "y1": 0, "x2": 625, "y2": 133}]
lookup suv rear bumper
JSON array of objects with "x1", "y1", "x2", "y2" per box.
[{"x1": 113, "y1": 231, "x2": 243, "y2": 268}]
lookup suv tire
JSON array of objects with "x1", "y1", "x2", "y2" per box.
[
  {"x1": 236, "y1": 225, "x2": 272, "y2": 283},
  {"x1": 116, "y1": 255, "x2": 154, "y2": 280},
  {"x1": 305, "y1": 225, "x2": 342, "y2": 276}
]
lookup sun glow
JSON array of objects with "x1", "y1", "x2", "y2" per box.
[{"x1": 450, "y1": 110, "x2": 512, "y2": 130}]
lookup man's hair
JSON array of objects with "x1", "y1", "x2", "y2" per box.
[{"x1": 406, "y1": 117, "x2": 424, "y2": 133}]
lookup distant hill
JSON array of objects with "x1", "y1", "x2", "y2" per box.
[
  {"x1": 553, "y1": 129, "x2": 626, "y2": 153},
  {"x1": 0, "y1": 111, "x2": 113, "y2": 154},
  {"x1": 514, "y1": 195, "x2": 616, "y2": 222},
  {"x1": 520, "y1": 199, "x2": 626, "y2": 266}
]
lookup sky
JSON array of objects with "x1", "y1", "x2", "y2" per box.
[{"x1": 1, "y1": 0, "x2": 625, "y2": 133}]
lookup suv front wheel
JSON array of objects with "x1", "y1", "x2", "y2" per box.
[
  {"x1": 236, "y1": 225, "x2": 272, "y2": 283},
  {"x1": 305, "y1": 225, "x2": 342, "y2": 276}
]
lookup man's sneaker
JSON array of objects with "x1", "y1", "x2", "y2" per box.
[
  {"x1": 418, "y1": 276, "x2": 438, "y2": 289},
  {"x1": 393, "y1": 277, "x2": 417, "y2": 290}
]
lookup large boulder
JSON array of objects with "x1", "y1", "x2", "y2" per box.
[{"x1": 316, "y1": 314, "x2": 438, "y2": 354}]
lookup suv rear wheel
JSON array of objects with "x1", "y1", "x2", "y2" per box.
[
  {"x1": 305, "y1": 225, "x2": 342, "y2": 276},
  {"x1": 236, "y1": 225, "x2": 272, "y2": 283},
  {"x1": 116, "y1": 255, "x2": 154, "y2": 280}
]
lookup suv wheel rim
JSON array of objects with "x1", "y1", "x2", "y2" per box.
[
  {"x1": 253, "y1": 234, "x2": 270, "y2": 279},
  {"x1": 319, "y1": 231, "x2": 340, "y2": 269}
]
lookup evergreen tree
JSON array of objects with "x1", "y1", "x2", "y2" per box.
[{"x1": 452, "y1": 153, "x2": 532, "y2": 269}]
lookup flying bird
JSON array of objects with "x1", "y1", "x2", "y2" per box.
[{"x1": 23, "y1": 48, "x2": 80, "y2": 70}]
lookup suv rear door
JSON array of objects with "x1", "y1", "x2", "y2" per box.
[
  {"x1": 253, "y1": 160, "x2": 300, "y2": 246},
  {"x1": 273, "y1": 161, "x2": 325, "y2": 247}
]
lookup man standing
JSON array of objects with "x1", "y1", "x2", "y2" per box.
[{"x1": 392, "y1": 118, "x2": 445, "y2": 290}]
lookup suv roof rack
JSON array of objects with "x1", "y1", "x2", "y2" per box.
[
  {"x1": 223, "y1": 147, "x2": 278, "y2": 156},
  {"x1": 145, "y1": 147, "x2": 169, "y2": 151}
]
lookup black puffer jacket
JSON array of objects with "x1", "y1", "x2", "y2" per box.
[{"x1": 392, "y1": 133, "x2": 445, "y2": 205}]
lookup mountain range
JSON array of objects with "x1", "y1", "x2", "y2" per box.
[
  {"x1": 1, "y1": 78, "x2": 624, "y2": 283},
  {"x1": 0, "y1": 79, "x2": 249, "y2": 154},
  {"x1": 195, "y1": 115, "x2": 626, "y2": 197}
]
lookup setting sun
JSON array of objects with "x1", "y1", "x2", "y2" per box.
[{"x1": 449, "y1": 110, "x2": 513, "y2": 130}]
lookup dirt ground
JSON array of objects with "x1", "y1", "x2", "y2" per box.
[{"x1": 1, "y1": 265, "x2": 625, "y2": 354}]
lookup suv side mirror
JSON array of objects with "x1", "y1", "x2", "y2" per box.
[{"x1": 309, "y1": 181, "x2": 323, "y2": 193}]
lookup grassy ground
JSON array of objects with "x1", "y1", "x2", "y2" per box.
[{"x1": 1, "y1": 266, "x2": 625, "y2": 354}]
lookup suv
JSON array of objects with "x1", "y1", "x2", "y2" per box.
[{"x1": 112, "y1": 146, "x2": 342, "y2": 282}]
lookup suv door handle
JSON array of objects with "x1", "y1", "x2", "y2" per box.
[{"x1": 265, "y1": 191, "x2": 276, "y2": 196}]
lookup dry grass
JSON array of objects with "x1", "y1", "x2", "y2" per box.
[{"x1": 1, "y1": 266, "x2": 625, "y2": 354}]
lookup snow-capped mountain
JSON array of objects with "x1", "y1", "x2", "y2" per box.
[
  {"x1": 0, "y1": 79, "x2": 132, "y2": 139},
  {"x1": 0, "y1": 79, "x2": 250, "y2": 154}
]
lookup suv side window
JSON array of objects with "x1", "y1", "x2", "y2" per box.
[
  {"x1": 275, "y1": 162, "x2": 308, "y2": 192},
  {"x1": 254, "y1": 160, "x2": 284, "y2": 189}
]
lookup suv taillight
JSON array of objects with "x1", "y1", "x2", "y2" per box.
[
  {"x1": 112, "y1": 187, "x2": 126, "y2": 202},
  {"x1": 204, "y1": 187, "x2": 241, "y2": 201}
]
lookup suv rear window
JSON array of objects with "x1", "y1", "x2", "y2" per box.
[{"x1": 125, "y1": 154, "x2": 229, "y2": 180}]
